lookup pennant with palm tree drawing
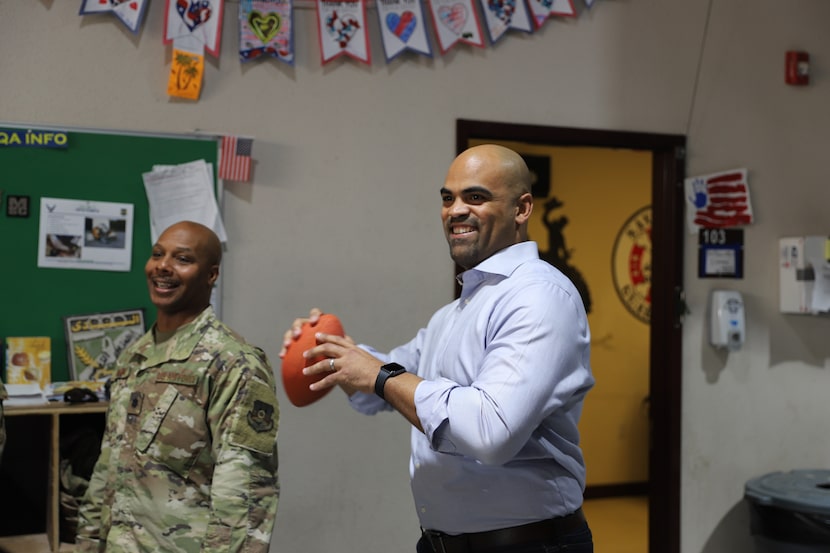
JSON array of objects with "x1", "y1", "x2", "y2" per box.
[{"x1": 167, "y1": 47, "x2": 205, "y2": 100}]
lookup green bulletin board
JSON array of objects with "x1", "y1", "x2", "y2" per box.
[{"x1": 0, "y1": 125, "x2": 219, "y2": 382}]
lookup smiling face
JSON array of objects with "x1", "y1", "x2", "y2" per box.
[
  {"x1": 145, "y1": 221, "x2": 221, "y2": 331},
  {"x1": 440, "y1": 145, "x2": 533, "y2": 270}
]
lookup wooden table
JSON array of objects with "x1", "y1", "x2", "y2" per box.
[{"x1": 3, "y1": 401, "x2": 107, "y2": 552}]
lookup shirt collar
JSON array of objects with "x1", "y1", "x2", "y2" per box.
[
  {"x1": 134, "y1": 306, "x2": 215, "y2": 367},
  {"x1": 457, "y1": 241, "x2": 539, "y2": 296}
]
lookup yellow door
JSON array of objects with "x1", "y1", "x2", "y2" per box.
[{"x1": 469, "y1": 139, "x2": 652, "y2": 488}]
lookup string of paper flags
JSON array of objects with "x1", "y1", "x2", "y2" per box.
[{"x1": 80, "y1": 0, "x2": 599, "y2": 99}]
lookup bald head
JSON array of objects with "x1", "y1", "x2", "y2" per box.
[
  {"x1": 441, "y1": 144, "x2": 534, "y2": 269},
  {"x1": 146, "y1": 221, "x2": 223, "y2": 330},
  {"x1": 454, "y1": 144, "x2": 532, "y2": 199},
  {"x1": 161, "y1": 221, "x2": 223, "y2": 266}
]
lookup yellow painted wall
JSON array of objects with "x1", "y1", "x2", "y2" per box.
[{"x1": 471, "y1": 139, "x2": 652, "y2": 485}]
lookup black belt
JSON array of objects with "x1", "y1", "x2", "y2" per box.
[{"x1": 421, "y1": 508, "x2": 587, "y2": 553}]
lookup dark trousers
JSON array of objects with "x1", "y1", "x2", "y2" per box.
[{"x1": 417, "y1": 519, "x2": 593, "y2": 553}]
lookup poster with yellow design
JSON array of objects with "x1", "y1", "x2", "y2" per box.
[
  {"x1": 168, "y1": 48, "x2": 204, "y2": 100},
  {"x1": 63, "y1": 309, "x2": 145, "y2": 382},
  {"x1": 4, "y1": 337, "x2": 51, "y2": 390}
]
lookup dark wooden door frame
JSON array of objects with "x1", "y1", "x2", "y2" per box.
[{"x1": 456, "y1": 119, "x2": 685, "y2": 553}]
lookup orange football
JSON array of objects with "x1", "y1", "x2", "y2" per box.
[{"x1": 281, "y1": 313, "x2": 344, "y2": 407}]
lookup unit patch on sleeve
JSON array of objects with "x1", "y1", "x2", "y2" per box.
[
  {"x1": 247, "y1": 400, "x2": 275, "y2": 433},
  {"x1": 230, "y1": 380, "x2": 278, "y2": 454}
]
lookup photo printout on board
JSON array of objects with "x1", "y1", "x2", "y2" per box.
[{"x1": 37, "y1": 197, "x2": 134, "y2": 272}]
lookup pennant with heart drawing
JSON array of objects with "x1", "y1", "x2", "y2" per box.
[
  {"x1": 164, "y1": 0, "x2": 225, "y2": 58},
  {"x1": 316, "y1": 0, "x2": 371, "y2": 65},
  {"x1": 375, "y1": 0, "x2": 432, "y2": 62},
  {"x1": 478, "y1": 0, "x2": 532, "y2": 44},
  {"x1": 79, "y1": 0, "x2": 150, "y2": 34},
  {"x1": 240, "y1": 0, "x2": 295, "y2": 65},
  {"x1": 527, "y1": 0, "x2": 575, "y2": 29},
  {"x1": 427, "y1": 0, "x2": 485, "y2": 54}
]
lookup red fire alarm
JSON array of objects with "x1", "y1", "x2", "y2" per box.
[{"x1": 785, "y1": 51, "x2": 809, "y2": 85}]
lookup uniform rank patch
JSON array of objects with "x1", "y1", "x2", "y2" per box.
[
  {"x1": 128, "y1": 391, "x2": 144, "y2": 415},
  {"x1": 230, "y1": 380, "x2": 278, "y2": 454},
  {"x1": 247, "y1": 400, "x2": 275, "y2": 433}
]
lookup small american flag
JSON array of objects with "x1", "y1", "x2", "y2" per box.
[
  {"x1": 219, "y1": 136, "x2": 253, "y2": 182},
  {"x1": 684, "y1": 169, "x2": 753, "y2": 233}
]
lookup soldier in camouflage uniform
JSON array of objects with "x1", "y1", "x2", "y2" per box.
[
  {"x1": 0, "y1": 377, "x2": 7, "y2": 463},
  {"x1": 76, "y1": 221, "x2": 280, "y2": 553}
]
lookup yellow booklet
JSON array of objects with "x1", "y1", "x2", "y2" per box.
[{"x1": 4, "y1": 336, "x2": 51, "y2": 390}]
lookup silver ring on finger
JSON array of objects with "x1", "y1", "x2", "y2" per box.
[{"x1": 329, "y1": 358, "x2": 336, "y2": 372}]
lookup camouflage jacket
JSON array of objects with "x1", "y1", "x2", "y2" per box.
[{"x1": 75, "y1": 307, "x2": 280, "y2": 553}]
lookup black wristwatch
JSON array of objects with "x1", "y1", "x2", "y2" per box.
[{"x1": 374, "y1": 362, "x2": 406, "y2": 400}]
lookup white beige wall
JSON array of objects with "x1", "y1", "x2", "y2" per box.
[
  {"x1": 682, "y1": 2, "x2": 830, "y2": 552},
  {"x1": 1, "y1": 1, "x2": 828, "y2": 552}
]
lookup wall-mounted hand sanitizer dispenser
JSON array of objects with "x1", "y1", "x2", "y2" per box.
[{"x1": 710, "y1": 290, "x2": 745, "y2": 351}]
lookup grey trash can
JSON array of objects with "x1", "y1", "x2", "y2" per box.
[{"x1": 744, "y1": 469, "x2": 830, "y2": 552}]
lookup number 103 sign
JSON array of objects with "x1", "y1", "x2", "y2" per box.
[{"x1": 698, "y1": 228, "x2": 744, "y2": 279}]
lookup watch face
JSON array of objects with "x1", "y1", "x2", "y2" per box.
[{"x1": 382, "y1": 363, "x2": 405, "y2": 375}]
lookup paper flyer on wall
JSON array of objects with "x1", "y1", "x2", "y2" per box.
[
  {"x1": 37, "y1": 198, "x2": 134, "y2": 272},
  {"x1": 143, "y1": 159, "x2": 227, "y2": 244}
]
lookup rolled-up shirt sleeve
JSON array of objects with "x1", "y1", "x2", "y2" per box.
[
  {"x1": 414, "y1": 279, "x2": 593, "y2": 466},
  {"x1": 348, "y1": 333, "x2": 424, "y2": 415}
]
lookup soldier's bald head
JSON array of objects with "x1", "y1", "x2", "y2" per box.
[{"x1": 160, "y1": 221, "x2": 222, "y2": 267}]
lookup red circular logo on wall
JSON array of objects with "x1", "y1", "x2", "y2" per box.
[{"x1": 612, "y1": 206, "x2": 651, "y2": 324}]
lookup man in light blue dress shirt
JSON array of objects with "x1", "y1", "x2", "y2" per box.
[{"x1": 282, "y1": 144, "x2": 595, "y2": 553}]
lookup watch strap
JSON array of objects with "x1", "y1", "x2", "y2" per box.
[{"x1": 374, "y1": 363, "x2": 406, "y2": 400}]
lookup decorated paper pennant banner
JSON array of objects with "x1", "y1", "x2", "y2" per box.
[
  {"x1": 528, "y1": 0, "x2": 575, "y2": 28},
  {"x1": 164, "y1": 0, "x2": 225, "y2": 58},
  {"x1": 526, "y1": 0, "x2": 548, "y2": 29},
  {"x1": 86, "y1": 0, "x2": 597, "y2": 71},
  {"x1": 240, "y1": 0, "x2": 295, "y2": 64},
  {"x1": 550, "y1": 0, "x2": 576, "y2": 16},
  {"x1": 478, "y1": 0, "x2": 532, "y2": 44},
  {"x1": 427, "y1": 0, "x2": 485, "y2": 54},
  {"x1": 167, "y1": 44, "x2": 205, "y2": 100},
  {"x1": 316, "y1": 0, "x2": 371, "y2": 65},
  {"x1": 376, "y1": 0, "x2": 432, "y2": 62},
  {"x1": 79, "y1": 0, "x2": 150, "y2": 33}
]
